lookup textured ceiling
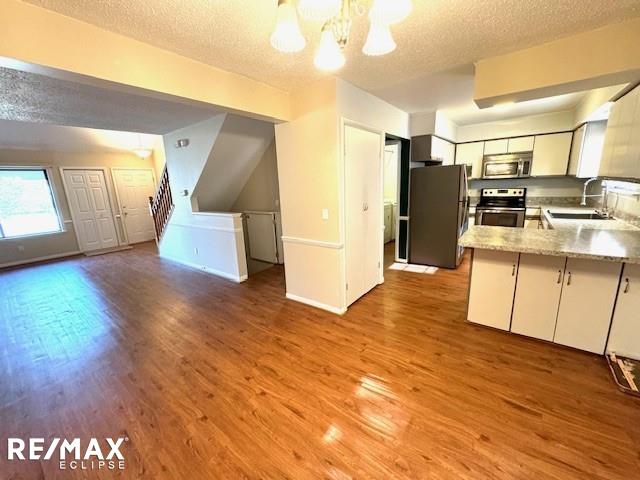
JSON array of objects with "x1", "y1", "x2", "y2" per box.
[
  {"x1": 24, "y1": 0, "x2": 640, "y2": 109},
  {"x1": 0, "y1": 119, "x2": 160, "y2": 153},
  {"x1": 0, "y1": 67, "x2": 221, "y2": 134}
]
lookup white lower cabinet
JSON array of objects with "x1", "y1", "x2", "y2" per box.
[
  {"x1": 511, "y1": 254, "x2": 566, "y2": 341},
  {"x1": 606, "y1": 264, "x2": 640, "y2": 359},
  {"x1": 553, "y1": 258, "x2": 622, "y2": 354},
  {"x1": 468, "y1": 249, "x2": 519, "y2": 331}
]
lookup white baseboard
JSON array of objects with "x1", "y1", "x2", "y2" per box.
[
  {"x1": 0, "y1": 250, "x2": 82, "y2": 269},
  {"x1": 286, "y1": 293, "x2": 346, "y2": 315},
  {"x1": 160, "y1": 254, "x2": 247, "y2": 283}
]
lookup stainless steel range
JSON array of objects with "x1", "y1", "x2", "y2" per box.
[{"x1": 475, "y1": 188, "x2": 526, "y2": 228}]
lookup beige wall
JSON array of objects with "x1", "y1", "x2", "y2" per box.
[
  {"x1": 0, "y1": 148, "x2": 155, "y2": 266},
  {"x1": 475, "y1": 17, "x2": 640, "y2": 107},
  {"x1": 231, "y1": 140, "x2": 280, "y2": 213},
  {"x1": 0, "y1": 0, "x2": 290, "y2": 123}
]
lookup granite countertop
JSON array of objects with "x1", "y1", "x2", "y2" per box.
[{"x1": 460, "y1": 224, "x2": 640, "y2": 264}]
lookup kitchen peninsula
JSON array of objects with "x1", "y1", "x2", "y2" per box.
[{"x1": 460, "y1": 211, "x2": 640, "y2": 357}]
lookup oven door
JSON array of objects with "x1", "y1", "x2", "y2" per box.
[
  {"x1": 482, "y1": 160, "x2": 521, "y2": 179},
  {"x1": 475, "y1": 208, "x2": 525, "y2": 228}
]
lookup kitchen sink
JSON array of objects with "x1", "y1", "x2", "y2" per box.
[{"x1": 548, "y1": 211, "x2": 611, "y2": 220}]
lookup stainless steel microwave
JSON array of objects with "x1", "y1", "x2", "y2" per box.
[{"x1": 482, "y1": 153, "x2": 532, "y2": 179}]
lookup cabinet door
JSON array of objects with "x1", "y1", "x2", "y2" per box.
[
  {"x1": 607, "y1": 264, "x2": 640, "y2": 359},
  {"x1": 507, "y1": 136, "x2": 534, "y2": 153},
  {"x1": 553, "y1": 258, "x2": 622, "y2": 354},
  {"x1": 531, "y1": 132, "x2": 573, "y2": 176},
  {"x1": 432, "y1": 137, "x2": 455, "y2": 165},
  {"x1": 468, "y1": 249, "x2": 519, "y2": 331},
  {"x1": 609, "y1": 87, "x2": 638, "y2": 178},
  {"x1": 511, "y1": 254, "x2": 566, "y2": 341},
  {"x1": 484, "y1": 139, "x2": 508, "y2": 155},
  {"x1": 600, "y1": 99, "x2": 621, "y2": 177},
  {"x1": 568, "y1": 124, "x2": 585, "y2": 176},
  {"x1": 455, "y1": 142, "x2": 485, "y2": 179}
]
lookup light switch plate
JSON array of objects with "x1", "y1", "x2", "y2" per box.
[{"x1": 322, "y1": 209, "x2": 329, "y2": 220}]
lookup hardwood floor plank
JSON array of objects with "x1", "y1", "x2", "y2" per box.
[{"x1": 0, "y1": 242, "x2": 638, "y2": 479}]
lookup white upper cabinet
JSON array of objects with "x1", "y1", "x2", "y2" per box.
[
  {"x1": 431, "y1": 136, "x2": 456, "y2": 165},
  {"x1": 607, "y1": 264, "x2": 640, "y2": 360},
  {"x1": 507, "y1": 136, "x2": 534, "y2": 153},
  {"x1": 484, "y1": 138, "x2": 509, "y2": 155},
  {"x1": 455, "y1": 142, "x2": 485, "y2": 179},
  {"x1": 531, "y1": 132, "x2": 573, "y2": 176},
  {"x1": 600, "y1": 85, "x2": 640, "y2": 179},
  {"x1": 569, "y1": 121, "x2": 607, "y2": 178},
  {"x1": 553, "y1": 258, "x2": 622, "y2": 354}
]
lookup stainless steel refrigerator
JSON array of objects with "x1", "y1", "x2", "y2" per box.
[{"x1": 408, "y1": 165, "x2": 469, "y2": 268}]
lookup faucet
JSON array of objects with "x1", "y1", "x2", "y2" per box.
[{"x1": 581, "y1": 177, "x2": 599, "y2": 206}]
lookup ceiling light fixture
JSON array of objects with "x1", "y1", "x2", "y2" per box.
[
  {"x1": 363, "y1": 21, "x2": 396, "y2": 56},
  {"x1": 271, "y1": 0, "x2": 306, "y2": 53},
  {"x1": 133, "y1": 148, "x2": 152, "y2": 159},
  {"x1": 270, "y1": 0, "x2": 412, "y2": 71},
  {"x1": 314, "y1": 25, "x2": 346, "y2": 71},
  {"x1": 297, "y1": 0, "x2": 341, "y2": 22}
]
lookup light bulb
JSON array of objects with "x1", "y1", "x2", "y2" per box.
[
  {"x1": 133, "y1": 148, "x2": 152, "y2": 159},
  {"x1": 369, "y1": 0, "x2": 412, "y2": 25},
  {"x1": 362, "y1": 22, "x2": 396, "y2": 56},
  {"x1": 270, "y1": 0, "x2": 306, "y2": 53},
  {"x1": 298, "y1": 0, "x2": 341, "y2": 22},
  {"x1": 314, "y1": 28, "x2": 345, "y2": 71}
]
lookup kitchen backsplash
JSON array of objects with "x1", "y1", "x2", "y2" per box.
[{"x1": 587, "y1": 180, "x2": 640, "y2": 227}]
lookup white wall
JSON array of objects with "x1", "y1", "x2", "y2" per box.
[
  {"x1": 456, "y1": 110, "x2": 574, "y2": 142},
  {"x1": 410, "y1": 111, "x2": 437, "y2": 137},
  {"x1": 276, "y1": 78, "x2": 410, "y2": 314},
  {"x1": 194, "y1": 114, "x2": 275, "y2": 212},
  {"x1": 161, "y1": 116, "x2": 248, "y2": 282},
  {"x1": 276, "y1": 78, "x2": 343, "y2": 312}
]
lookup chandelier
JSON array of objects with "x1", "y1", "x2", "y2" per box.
[{"x1": 270, "y1": 0, "x2": 413, "y2": 72}]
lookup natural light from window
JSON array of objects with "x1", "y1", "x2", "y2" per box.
[{"x1": 0, "y1": 169, "x2": 62, "y2": 239}]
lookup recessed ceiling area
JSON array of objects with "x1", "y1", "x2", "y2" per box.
[
  {"x1": 0, "y1": 119, "x2": 160, "y2": 153},
  {"x1": 24, "y1": 0, "x2": 640, "y2": 112},
  {"x1": 0, "y1": 66, "x2": 222, "y2": 134}
]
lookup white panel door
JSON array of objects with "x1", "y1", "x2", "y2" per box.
[
  {"x1": 64, "y1": 171, "x2": 101, "y2": 251},
  {"x1": 554, "y1": 258, "x2": 622, "y2": 354},
  {"x1": 467, "y1": 249, "x2": 519, "y2": 331},
  {"x1": 511, "y1": 254, "x2": 566, "y2": 341},
  {"x1": 606, "y1": 264, "x2": 640, "y2": 359},
  {"x1": 345, "y1": 125, "x2": 382, "y2": 307},
  {"x1": 531, "y1": 132, "x2": 573, "y2": 176},
  {"x1": 114, "y1": 169, "x2": 157, "y2": 244}
]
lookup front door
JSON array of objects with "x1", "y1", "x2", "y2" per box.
[
  {"x1": 63, "y1": 169, "x2": 119, "y2": 252},
  {"x1": 113, "y1": 169, "x2": 156, "y2": 244}
]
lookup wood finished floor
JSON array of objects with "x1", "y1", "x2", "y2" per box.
[{"x1": 1, "y1": 242, "x2": 639, "y2": 479}]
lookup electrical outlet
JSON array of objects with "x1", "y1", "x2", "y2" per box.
[
  {"x1": 17, "y1": 245, "x2": 25, "y2": 252},
  {"x1": 322, "y1": 209, "x2": 329, "y2": 220}
]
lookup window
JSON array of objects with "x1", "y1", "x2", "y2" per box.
[{"x1": 0, "y1": 168, "x2": 62, "y2": 239}]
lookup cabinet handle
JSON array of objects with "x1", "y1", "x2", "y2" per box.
[
  {"x1": 624, "y1": 278, "x2": 630, "y2": 293},
  {"x1": 567, "y1": 272, "x2": 572, "y2": 286},
  {"x1": 557, "y1": 270, "x2": 562, "y2": 284},
  {"x1": 511, "y1": 264, "x2": 516, "y2": 276}
]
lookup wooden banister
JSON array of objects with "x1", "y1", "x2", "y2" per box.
[{"x1": 149, "y1": 165, "x2": 174, "y2": 242}]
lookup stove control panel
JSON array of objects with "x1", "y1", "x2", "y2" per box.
[{"x1": 481, "y1": 188, "x2": 526, "y2": 197}]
